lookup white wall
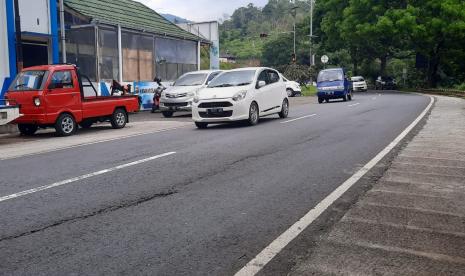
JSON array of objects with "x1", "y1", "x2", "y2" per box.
[
  {"x1": 0, "y1": 3, "x2": 10, "y2": 91},
  {"x1": 19, "y1": 0, "x2": 50, "y2": 34}
]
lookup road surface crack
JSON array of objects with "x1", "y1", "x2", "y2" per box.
[{"x1": 0, "y1": 190, "x2": 177, "y2": 242}]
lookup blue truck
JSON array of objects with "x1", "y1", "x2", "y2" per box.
[{"x1": 317, "y1": 68, "x2": 354, "y2": 104}]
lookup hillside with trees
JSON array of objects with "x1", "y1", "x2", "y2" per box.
[{"x1": 220, "y1": 0, "x2": 465, "y2": 88}]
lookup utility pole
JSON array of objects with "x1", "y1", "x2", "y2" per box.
[
  {"x1": 309, "y1": 0, "x2": 314, "y2": 66},
  {"x1": 291, "y1": 5, "x2": 298, "y2": 64},
  {"x1": 13, "y1": 0, "x2": 23, "y2": 72},
  {"x1": 59, "y1": 0, "x2": 67, "y2": 63}
]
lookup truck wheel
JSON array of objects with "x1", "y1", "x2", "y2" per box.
[
  {"x1": 79, "y1": 120, "x2": 93, "y2": 129},
  {"x1": 111, "y1": 108, "x2": 127, "y2": 129},
  {"x1": 318, "y1": 98, "x2": 323, "y2": 104},
  {"x1": 195, "y1": 122, "x2": 208, "y2": 129},
  {"x1": 343, "y1": 95, "x2": 348, "y2": 102},
  {"x1": 18, "y1": 124, "x2": 38, "y2": 136},
  {"x1": 55, "y1": 113, "x2": 77, "y2": 136},
  {"x1": 162, "y1": 111, "x2": 174, "y2": 118},
  {"x1": 348, "y1": 92, "x2": 353, "y2": 101}
]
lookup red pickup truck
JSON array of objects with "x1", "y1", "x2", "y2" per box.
[{"x1": 5, "y1": 64, "x2": 139, "y2": 136}]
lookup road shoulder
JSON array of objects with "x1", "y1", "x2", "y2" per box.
[{"x1": 288, "y1": 95, "x2": 465, "y2": 275}]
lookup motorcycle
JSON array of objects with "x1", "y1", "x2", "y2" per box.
[{"x1": 151, "y1": 77, "x2": 166, "y2": 113}]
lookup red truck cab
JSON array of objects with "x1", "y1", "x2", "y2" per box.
[{"x1": 5, "y1": 64, "x2": 139, "y2": 136}]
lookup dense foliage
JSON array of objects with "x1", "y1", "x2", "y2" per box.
[{"x1": 220, "y1": 0, "x2": 465, "y2": 88}]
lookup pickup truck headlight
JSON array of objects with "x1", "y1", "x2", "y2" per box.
[
  {"x1": 33, "y1": 97, "x2": 41, "y2": 107},
  {"x1": 193, "y1": 95, "x2": 200, "y2": 103},
  {"x1": 232, "y1": 91, "x2": 247, "y2": 101}
]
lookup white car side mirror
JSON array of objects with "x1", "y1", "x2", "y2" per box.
[{"x1": 257, "y1": 80, "x2": 266, "y2": 88}]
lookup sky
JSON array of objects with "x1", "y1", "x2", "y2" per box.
[{"x1": 134, "y1": 0, "x2": 269, "y2": 22}]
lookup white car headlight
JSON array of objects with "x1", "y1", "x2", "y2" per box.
[
  {"x1": 193, "y1": 95, "x2": 200, "y2": 103},
  {"x1": 232, "y1": 91, "x2": 247, "y2": 101}
]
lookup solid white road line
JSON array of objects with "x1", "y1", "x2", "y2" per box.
[
  {"x1": 0, "y1": 152, "x2": 176, "y2": 203},
  {"x1": 281, "y1": 114, "x2": 317, "y2": 124},
  {"x1": 0, "y1": 126, "x2": 185, "y2": 161},
  {"x1": 235, "y1": 95, "x2": 435, "y2": 276},
  {"x1": 348, "y1": 103, "x2": 360, "y2": 107}
]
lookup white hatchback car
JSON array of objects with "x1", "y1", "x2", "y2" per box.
[
  {"x1": 282, "y1": 75, "x2": 302, "y2": 97},
  {"x1": 192, "y1": 67, "x2": 289, "y2": 128},
  {"x1": 351, "y1": 76, "x2": 368, "y2": 92}
]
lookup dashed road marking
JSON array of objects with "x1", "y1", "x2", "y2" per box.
[
  {"x1": 0, "y1": 152, "x2": 176, "y2": 203},
  {"x1": 235, "y1": 95, "x2": 435, "y2": 276},
  {"x1": 281, "y1": 114, "x2": 317, "y2": 124},
  {"x1": 348, "y1": 103, "x2": 360, "y2": 107}
]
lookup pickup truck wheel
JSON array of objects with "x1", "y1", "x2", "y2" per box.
[
  {"x1": 111, "y1": 108, "x2": 127, "y2": 129},
  {"x1": 18, "y1": 124, "x2": 38, "y2": 136},
  {"x1": 55, "y1": 114, "x2": 76, "y2": 136},
  {"x1": 162, "y1": 111, "x2": 174, "y2": 118},
  {"x1": 79, "y1": 120, "x2": 93, "y2": 129},
  {"x1": 318, "y1": 98, "x2": 323, "y2": 104},
  {"x1": 342, "y1": 95, "x2": 348, "y2": 102}
]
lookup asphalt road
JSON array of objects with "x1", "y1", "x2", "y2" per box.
[{"x1": 0, "y1": 91, "x2": 430, "y2": 275}]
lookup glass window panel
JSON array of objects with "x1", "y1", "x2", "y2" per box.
[
  {"x1": 99, "y1": 27, "x2": 119, "y2": 80},
  {"x1": 166, "y1": 63, "x2": 178, "y2": 81},
  {"x1": 66, "y1": 28, "x2": 96, "y2": 81},
  {"x1": 155, "y1": 38, "x2": 178, "y2": 63}
]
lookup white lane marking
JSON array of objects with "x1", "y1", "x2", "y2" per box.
[
  {"x1": 348, "y1": 103, "x2": 360, "y2": 107},
  {"x1": 372, "y1": 97, "x2": 377, "y2": 100},
  {"x1": 235, "y1": 95, "x2": 435, "y2": 276},
  {"x1": 0, "y1": 152, "x2": 176, "y2": 203},
  {"x1": 281, "y1": 114, "x2": 317, "y2": 124},
  {"x1": 0, "y1": 126, "x2": 185, "y2": 161}
]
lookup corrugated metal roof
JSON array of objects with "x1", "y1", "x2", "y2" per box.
[{"x1": 64, "y1": 0, "x2": 202, "y2": 41}]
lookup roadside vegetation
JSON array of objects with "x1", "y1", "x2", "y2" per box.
[{"x1": 220, "y1": 0, "x2": 465, "y2": 89}]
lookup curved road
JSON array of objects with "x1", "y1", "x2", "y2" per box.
[{"x1": 0, "y1": 92, "x2": 429, "y2": 275}]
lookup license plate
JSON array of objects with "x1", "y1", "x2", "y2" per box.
[{"x1": 208, "y1": 108, "x2": 223, "y2": 113}]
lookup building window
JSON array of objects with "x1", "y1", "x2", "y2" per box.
[
  {"x1": 122, "y1": 32, "x2": 154, "y2": 82},
  {"x1": 66, "y1": 27, "x2": 97, "y2": 81},
  {"x1": 98, "y1": 27, "x2": 119, "y2": 81},
  {"x1": 155, "y1": 38, "x2": 198, "y2": 81}
]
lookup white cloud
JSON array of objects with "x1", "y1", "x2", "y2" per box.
[{"x1": 135, "y1": 0, "x2": 268, "y2": 22}]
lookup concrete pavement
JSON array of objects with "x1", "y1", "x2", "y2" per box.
[{"x1": 290, "y1": 95, "x2": 465, "y2": 275}]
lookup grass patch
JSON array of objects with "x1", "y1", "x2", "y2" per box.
[{"x1": 301, "y1": 85, "x2": 317, "y2": 97}]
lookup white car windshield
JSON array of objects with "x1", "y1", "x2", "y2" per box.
[
  {"x1": 352, "y1": 77, "x2": 364, "y2": 82},
  {"x1": 208, "y1": 70, "x2": 256, "y2": 88},
  {"x1": 318, "y1": 70, "x2": 344, "y2": 82},
  {"x1": 174, "y1": 73, "x2": 208, "y2": 86}
]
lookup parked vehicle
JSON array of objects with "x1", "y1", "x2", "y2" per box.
[
  {"x1": 192, "y1": 67, "x2": 289, "y2": 129},
  {"x1": 5, "y1": 64, "x2": 139, "y2": 136},
  {"x1": 375, "y1": 76, "x2": 397, "y2": 90},
  {"x1": 317, "y1": 68, "x2": 354, "y2": 103},
  {"x1": 351, "y1": 76, "x2": 368, "y2": 92},
  {"x1": 281, "y1": 75, "x2": 302, "y2": 97},
  {"x1": 159, "y1": 70, "x2": 222, "y2": 118},
  {"x1": 0, "y1": 99, "x2": 21, "y2": 126}
]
